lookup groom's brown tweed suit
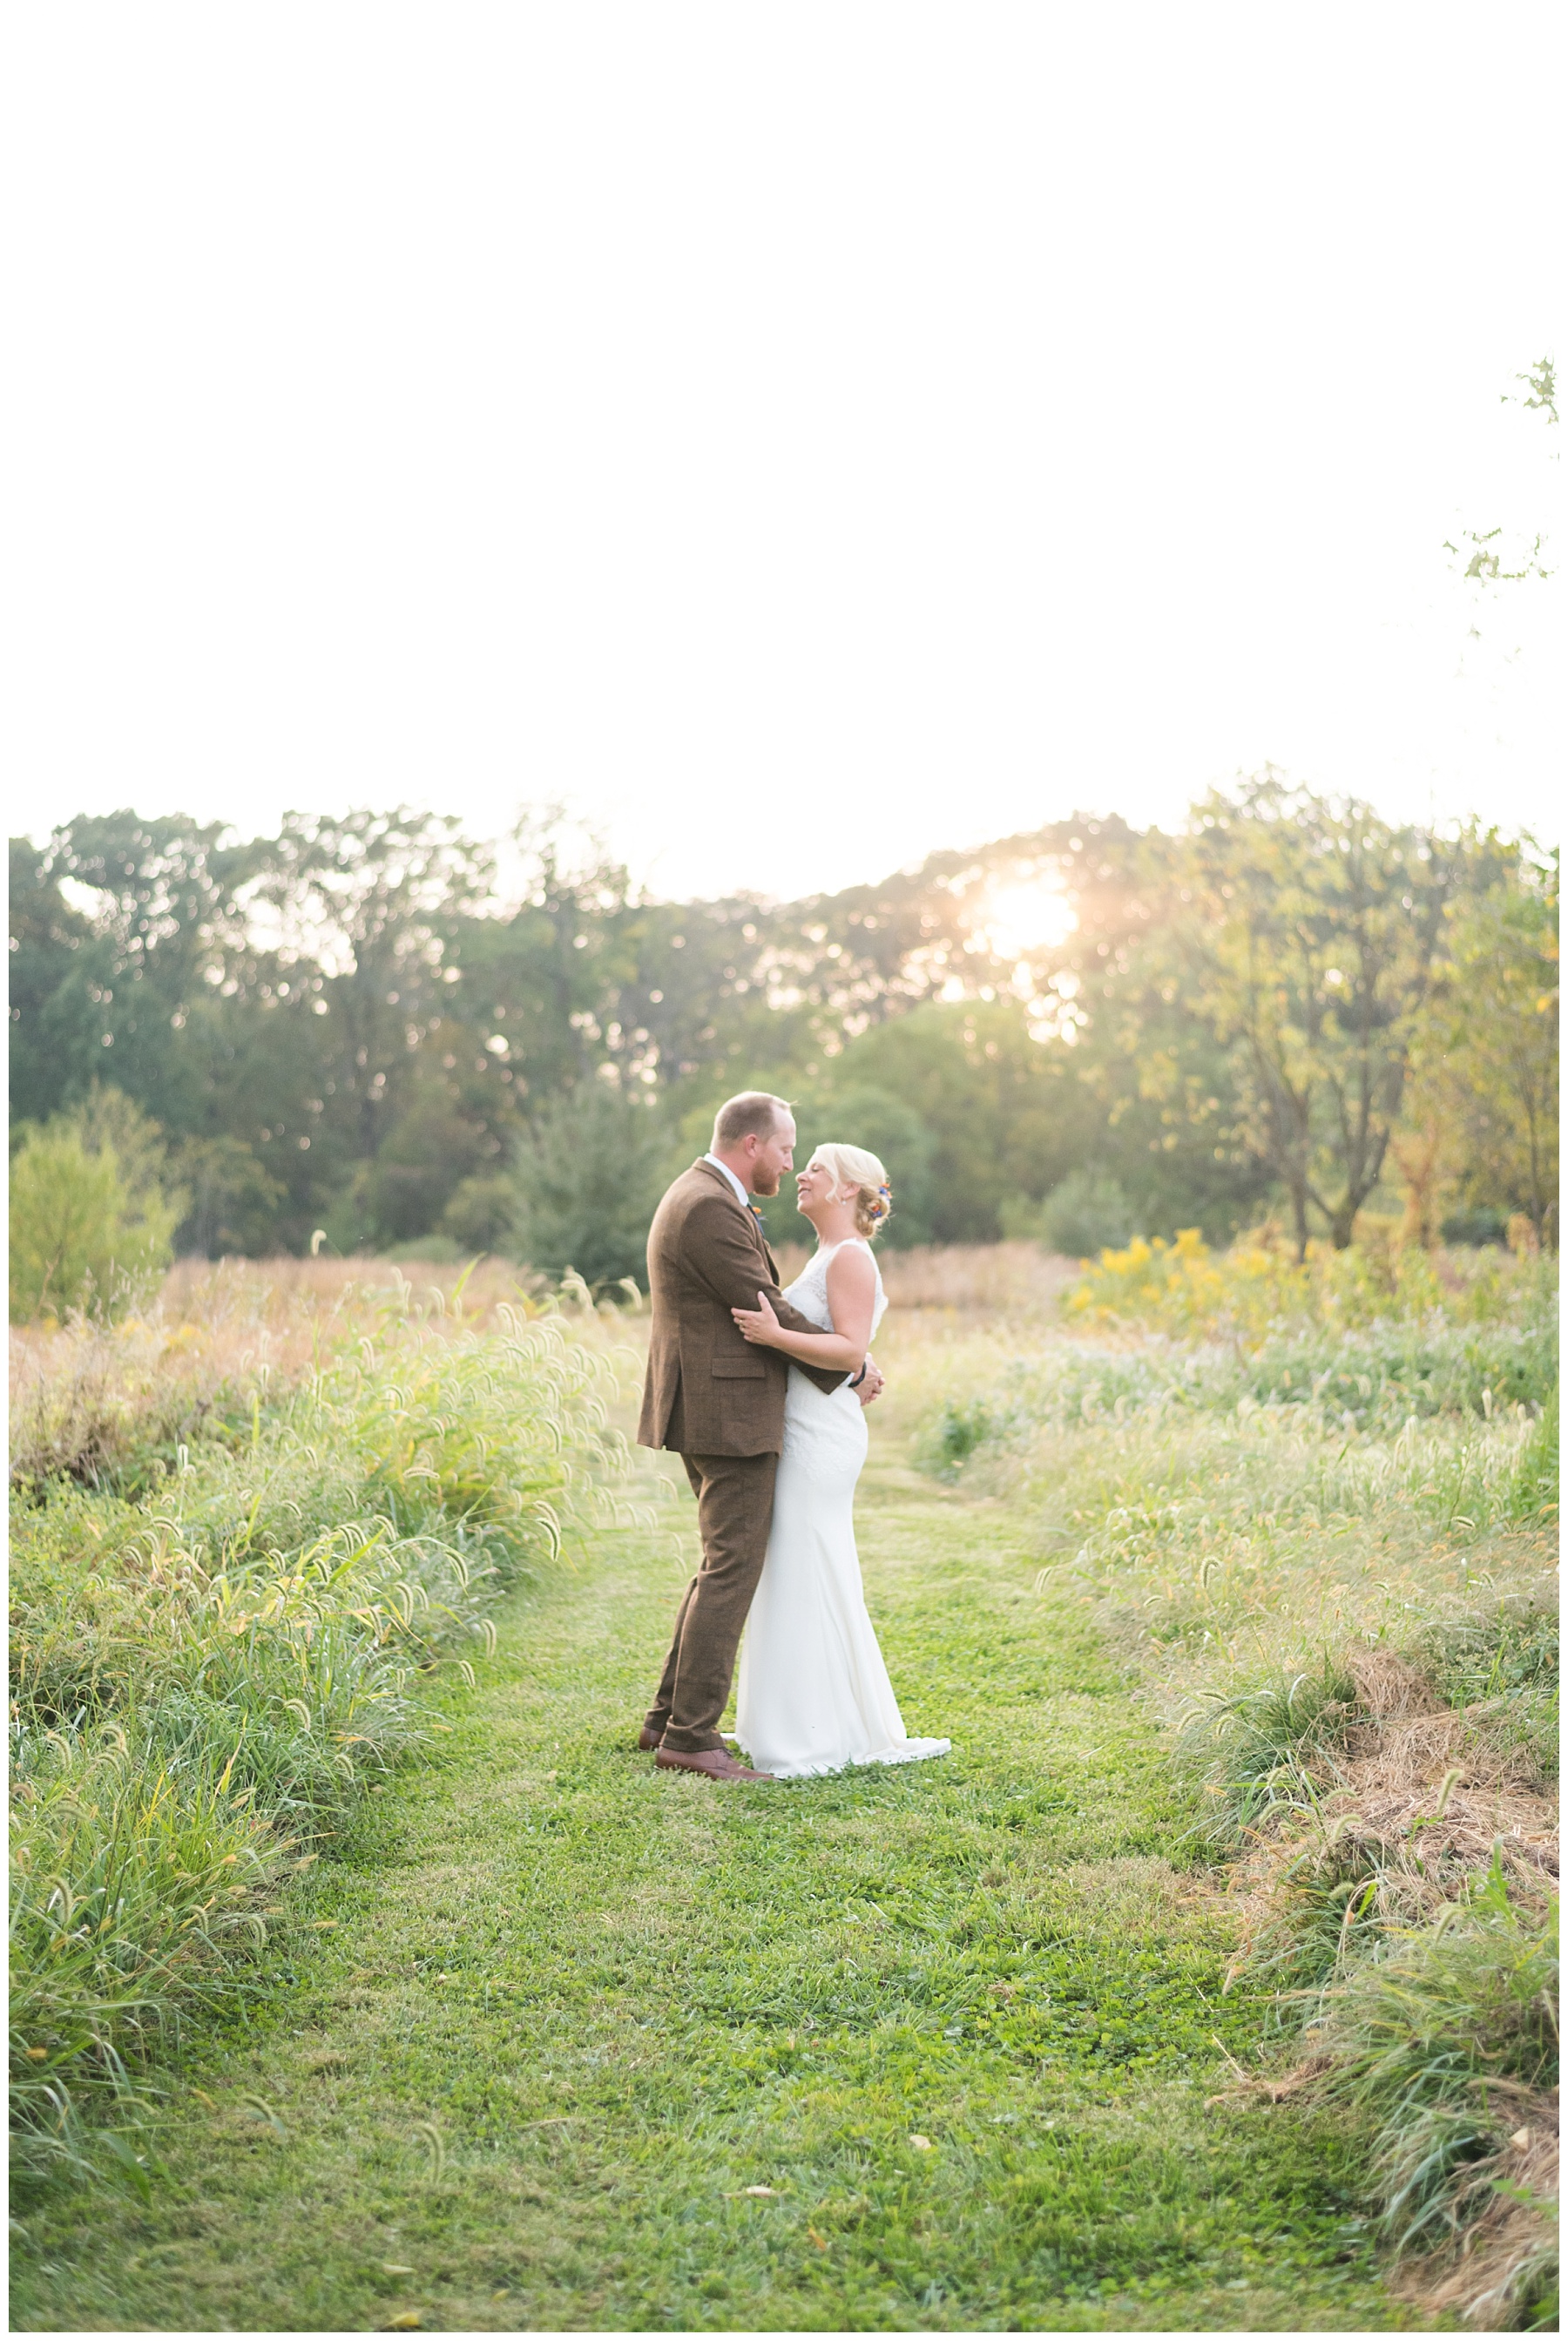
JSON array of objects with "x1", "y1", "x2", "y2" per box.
[{"x1": 638, "y1": 1159, "x2": 846, "y2": 1754}]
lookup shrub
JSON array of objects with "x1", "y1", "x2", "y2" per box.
[
  {"x1": 912, "y1": 1397, "x2": 1006, "y2": 1481},
  {"x1": 909, "y1": 1319, "x2": 1558, "y2": 1485},
  {"x1": 439, "y1": 1172, "x2": 518, "y2": 1254},
  {"x1": 510, "y1": 1084, "x2": 673, "y2": 1289},
  {"x1": 1003, "y1": 1169, "x2": 1134, "y2": 1258},
  {"x1": 1066, "y1": 1228, "x2": 1310, "y2": 1343},
  {"x1": 10, "y1": 1128, "x2": 179, "y2": 1323},
  {"x1": 10, "y1": 1307, "x2": 292, "y2": 1495},
  {"x1": 172, "y1": 1133, "x2": 287, "y2": 1259},
  {"x1": 795, "y1": 1084, "x2": 939, "y2": 1248},
  {"x1": 1442, "y1": 1206, "x2": 1511, "y2": 1248},
  {"x1": 1066, "y1": 1227, "x2": 1556, "y2": 1349}
]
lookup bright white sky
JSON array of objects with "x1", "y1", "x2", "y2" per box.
[{"x1": 6, "y1": 3, "x2": 1563, "y2": 915}]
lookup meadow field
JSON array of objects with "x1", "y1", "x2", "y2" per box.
[{"x1": 9, "y1": 1237, "x2": 1558, "y2": 2331}]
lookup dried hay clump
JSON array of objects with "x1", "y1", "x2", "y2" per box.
[
  {"x1": 1409, "y1": 2098, "x2": 1558, "y2": 2329},
  {"x1": 1204, "y1": 1634, "x2": 1558, "y2": 2331}
]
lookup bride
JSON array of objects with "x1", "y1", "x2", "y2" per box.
[{"x1": 729, "y1": 1142, "x2": 950, "y2": 1781}]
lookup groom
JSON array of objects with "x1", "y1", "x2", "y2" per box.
[{"x1": 637, "y1": 1091, "x2": 883, "y2": 1781}]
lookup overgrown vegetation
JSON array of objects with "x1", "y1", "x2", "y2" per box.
[
  {"x1": 9, "y1": 1399, "x2": 1418, "y2": 2334},
  {"x1": 909, "y1": 1238, "x2": 1558, "y2": 2324},
  {"x1": 9, "y1": 1269, "x2": 634, "y2": 2187},
  {"x1": 9, "y1": 1118, "x2": 181, "y2": 1323},
  {"x1": 8, "y1": 1241, "x2": 1557, "y2": 2328}
]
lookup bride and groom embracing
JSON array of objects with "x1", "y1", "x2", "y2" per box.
[{"x1": 635, "y1": 1090, "x2": 950, "y2": 1783}]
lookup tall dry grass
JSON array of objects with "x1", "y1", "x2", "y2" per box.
[
  {"x1": 10, "y1": 1255, "x2": 627, "y2": 1492},
  {"x1": 770, "y1": 1237, "x2": 1078, "y2": 1320}
]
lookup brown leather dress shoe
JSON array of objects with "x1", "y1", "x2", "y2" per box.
[
  {"x1": 638, "y1": 1725, "x2": 663, "y2": 1752},
  {"x1": 655, "y1": 1746, "x2": 775, "y2": 1783}
]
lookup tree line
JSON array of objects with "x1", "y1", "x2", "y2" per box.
[{"x1": 9, "y1": 776, "x2": 1558, "y2": 1306}]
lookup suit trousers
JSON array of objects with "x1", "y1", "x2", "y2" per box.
[{"x1": 645, "y1": 1386, "x2": 779, "y2": 1754}]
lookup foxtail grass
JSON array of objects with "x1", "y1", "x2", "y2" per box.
[{"x1": 10, "y1": 1287, "x2": 640, "y2": 2185}]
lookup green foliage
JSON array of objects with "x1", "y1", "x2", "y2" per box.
[
  {"x1": 913, "y1": 1398, "x2": 1005, "y2": 1482},
  {"x1": 8, "y1": 1298, "x2": 626, "y2": 2175},
  {"x1": 1177, "y1": 1660, "x2": 1362, "y2": 1844},
  {"x1": 9, "y1": 1483, "x2": 1408, "y2": 2333},
  {"x1": 1065, "y1": 1227, "x2": 1307, "y2": 1340},
  {"x1": 1442, "y1": 1205, "x2": 1511, "y2": 1247},
  {"x1": 10, "y1": 1125, "x2": 179, "y2": 1322},
  {"x1": 800, "y1": 1000, "x2": 1099, "y2": 1245},
  {"x1": 1420, "y1": 1593, "x2": 1559, "y2": 1781},
  {"x1": 1002, "y1": 1169, "x2": 1135, "y2": 1257},
  {"x1": 173, "y1": 1134, "x2": 287, "y2": 1257},
  {"x1": 1162, "y1": 778, "x2": 1509, "y2": 1253},
  {"x1": 1309, "y1": 1863, "x2": 1557, "y2": 2307},
  {"x1": 510, "y1": 1083, "x2": 676, "y2": 1289},
  {"x1": 10, "y1": 794, "x2": 1554, "y2": 1267},
  {"x1": 901, "y1": 1235, "x2": 1558, "y2": 2316},
  {"x1": 1066, "y1": 1221, "x2": 1557, "y2": 1351},
  {"x1": 1424, "y1": 1598, "x2": 1559, "y2": 1706},
  {"x1": 791, "y1": 1081, "x2": 939, "y2": 1248},
  {"x1": 1411, "y1": 849, "x2": 1559, "y2": 1245},
  {"x1": 438, "y1": 1171, "x2": 517, "y2": 1253},
  {"x1": 910, "y1": 1311, "x2": 1558, "y2": 1524},
  {"x1": 10, "y1": 1724, "x2": 283, "y2": 2160}
]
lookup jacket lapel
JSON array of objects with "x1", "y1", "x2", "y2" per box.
[{"x1": 693, "y1": 1157, "x2": 775, "y2": 1282}]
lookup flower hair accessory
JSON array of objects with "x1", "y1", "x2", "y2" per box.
[{"x1": 867, "y1": 1181, "x2": 892, "y2": 1227}]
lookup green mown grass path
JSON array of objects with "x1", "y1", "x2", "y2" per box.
[{"x1": 13, "y1": 1448, "x2": 1427, "y2": 2333}]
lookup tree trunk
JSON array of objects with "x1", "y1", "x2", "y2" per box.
[{"x1": 1391, "y1": 1124, "x2": 1445, "y2": 1249}]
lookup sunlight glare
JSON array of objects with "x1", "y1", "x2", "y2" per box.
[{"x1": 981, "y1": 876, "x2": 1078, "y2": 962}]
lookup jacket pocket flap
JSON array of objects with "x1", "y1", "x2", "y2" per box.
[{"x1": 710, "y1": 1357, "x2": 767, "y2": 1379}]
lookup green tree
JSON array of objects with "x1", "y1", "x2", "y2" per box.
[
  {"x1": 7, "y1": 814, "x2": 260, "y2": 1129},
  {"x1": 1411, "y1": 848, "x2": 1558, "y2": 1244},
  {"x1": 795, "y1": 998, "x2": 1098, "y2": 1244},
  {"x1": 1037, "y1": 821, "x2": 1273, "y2": 1242},
  {"x1": 439, "y1": 1174, "x2": 518, "y2": 1255},
  {"x1": 510, "y1": 1083, "x2": 677, "y2": 1289},
  {"x1": 173, "y1": 1135, "x2": 288, "y2": 1257},
  {"x1": 797, "y1": 1083, "x2": 939, "y2": 1248},
  {"x1": 1003, "y1": 1169, "x2": 1135, "y2": 1256},
  {"x1": 1170, "y1": 778, "x2": 1503, "y2": 1255}
]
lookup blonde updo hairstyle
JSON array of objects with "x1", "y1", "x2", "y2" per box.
[{"x1": 809, "y1": 1141, "x2": 892, "y2": 1240}]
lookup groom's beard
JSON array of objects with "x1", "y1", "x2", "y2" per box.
[{"x1": 749, "y1": 1167, "x2": 782, "y2": 1197}]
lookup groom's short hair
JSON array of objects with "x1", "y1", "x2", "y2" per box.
[{"x1": 713, "y1": 1091, "x2": 791, "y2": 1147}]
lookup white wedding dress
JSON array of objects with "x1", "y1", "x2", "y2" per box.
[{"x1": 736, "y1": 1239, "x2": 951, "y2": 1780}]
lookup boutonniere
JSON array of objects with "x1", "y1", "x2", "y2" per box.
[{"x1": 749, "y1": 1203, "x2": 766, "y2": 1223}]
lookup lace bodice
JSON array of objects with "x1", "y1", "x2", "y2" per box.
[{"x1": 781, "y1": 1238, "x2": 887, "y2": 1341}]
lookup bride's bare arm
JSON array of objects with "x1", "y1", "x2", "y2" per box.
[{"x1": 732, "y1": 1244, "x2": 877, "y2": 1370}]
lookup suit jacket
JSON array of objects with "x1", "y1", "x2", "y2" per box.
[{"x1": 637, "y1": 1160, "x2": 848, "y2": 1457}]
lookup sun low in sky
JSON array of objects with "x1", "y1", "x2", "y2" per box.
[
  {"x1": 978, "y1": 876, "x2": 1078, "y2": 965},
  {"x1": 7, "y1": 3, "x2": 1562, "y2": 903}
]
